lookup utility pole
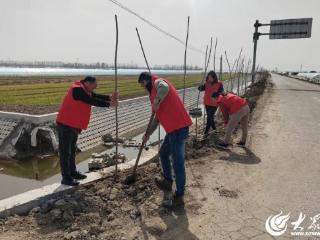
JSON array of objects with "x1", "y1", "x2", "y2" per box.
[{"x1": 251, "y1": 20, "x2": 260, "y2": 84}]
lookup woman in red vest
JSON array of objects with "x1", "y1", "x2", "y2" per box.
[
  {"x1": 212, "y1": 92, "x2": 250, "y2": 149},
  {"x1": 56, "y1": 76, "x2": 118, "y2": 186},
  {"x1": 198, "y1": 71, "x2": 224, "y2": 135},
  {"x1": 138, "y1": 72, "x2": 192, "y2": 207}
]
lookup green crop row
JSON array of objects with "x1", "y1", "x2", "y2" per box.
[{"x1": 0, "y1": 73, "x2": 232, "y2": 106}]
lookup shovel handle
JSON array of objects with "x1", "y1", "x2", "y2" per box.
[{"x1": 132, "y1": 112, "x2": 155, "y2": 175}]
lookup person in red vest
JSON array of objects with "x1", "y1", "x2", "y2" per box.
[
  {"x1": 198, "y1": 71, "x2": 224, "y2": 135},
  {"x1": 138, "y1": 72, "x2": 192, "y2": 207},
  {"x1": 56, "y1": 76, "x2": 118, "y2": 186},
  {"x1": 212, "y1": 92, "x2": 250, "y2": 149}
]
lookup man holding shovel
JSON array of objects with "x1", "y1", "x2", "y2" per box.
[
  {"x1": 56, "y1": 76, "x2": 118, "y2": 186},
  {"x1": 138, "y1": 72, "x2": 192, "y2": 207}
]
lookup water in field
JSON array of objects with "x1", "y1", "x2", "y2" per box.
[
  {"x1": 0, "y1": 67, "x2": 201, "y2": 77},
  {"x1": 0, "y1": 127, "x2": 166, "y2": 200}
]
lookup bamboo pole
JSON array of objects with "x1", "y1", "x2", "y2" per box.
[
  {"x1": 195, "y1": 45, "x2": 207, "y2": 139},
  {"x1": 196, "y1": 37, "x2": 213, "y2": 107},
  {"x1": 230, "y1": 56, "x2": 238, "y2": 90},
  {"x1": 136, "y1": 28, "x2": 151, "y2": 73},
  {"x1": 239, "y1": 57, "x2": 245, "y2": 95},
  {"x1": 182, "y1": 16, "x2": 190, "y2": 105},
  {"x1": 244, "y1": 59, "x2": 252, "y2": 93},
  {"x1": 241, "y1": 58, "x2": 247, "y2": 94},
  {"x1": 135, "y1": 28, "x2": 162, "y2": 157},
  {"x1": 235, "y1": 57, "x2": 243, "y2": 95},
  {"x1": 237, "y1": 57, "x2": 245, "y2": 95},
  {"x1": 202, "y1": 43, "x2": 209, "y2": 134},
  {"x1": 198, "y1": 37, "x2": 213, "y2": 137},
  {"x1": 213, "y1": 37, "x2": 218, "y2": 72},
  {"x1": 206, "y1": 37, "x2": 213, "y2": 74},
  {"x1": 114, "y1": 14, "x2": 119, "y2": 178},
  {"x1": 219, "y1": 55, "x2": 223, "y2": 81},
  {"x1": 232, "y1": 48, "x2": 243, "y2": 92},
  {"x1": 224, "y1": 51, "x2": 232, "y2": 91}
]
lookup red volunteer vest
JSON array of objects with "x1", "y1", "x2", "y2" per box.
[
  {"x1": 56, "y1": 80, "x2": 92, "y2": 130},
  {"x1": 149, "y1": 76, "x2": 192, "y2": 134},
  {"x1": 217, "y1": 93, "x2": 247, "y2": 114},
  {"x1": 203, "y1": 81, "x2": 223, "y2": 107}
]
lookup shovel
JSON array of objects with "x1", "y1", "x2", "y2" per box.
[{"x1": 124, "y1": 112, "x2": 155, "y2": 185}]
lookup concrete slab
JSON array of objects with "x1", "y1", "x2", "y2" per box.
[{"x1": 0, "y1": 111, "x2": 57, "y2": 124}]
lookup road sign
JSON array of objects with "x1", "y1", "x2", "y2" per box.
[
  {"x1": 269, "y1": 18, "x2": 312, "y2": 39},
  {"x1": 250, "y1": 18, "x2": 313, "y2": 83}
]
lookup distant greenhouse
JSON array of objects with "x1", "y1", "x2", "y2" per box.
[
  {"x1": 294, "y1": 72, "x2": 320, "y2": 84},
  {"x1": 297, "y1": 72, "x2": 319, "y2": 79},
  {"x1": 313, "y1": 74, "x2": 320, "y2": 81}
]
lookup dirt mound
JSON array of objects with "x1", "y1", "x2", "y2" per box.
[
  {"x1": 1, "y1": 163, "x2": 165, "y2": 239},
  {"x1": 244, "y1": 71, "x2": 271, "y2": 111}
]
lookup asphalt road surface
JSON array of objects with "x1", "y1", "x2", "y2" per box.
[
  {"x1": 249, "y1": 74, "x2": 320, "y2": 216},
  {"x1": 180, "y1": 73, "x2": 320, "y2": 239}
]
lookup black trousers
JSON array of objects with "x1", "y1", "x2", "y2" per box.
[
  {"x1": 204, "y1": 105, "x2": 218, "y2": 134},
  {"x1": 57, "y1": 123, "x2": 79, "y2": 180}
]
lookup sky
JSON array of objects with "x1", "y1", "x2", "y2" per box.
[{"x1": 0, "y1": 0, "x2": 319, "y2": 71}]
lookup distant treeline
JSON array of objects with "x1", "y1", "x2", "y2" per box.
[{"x1": 0, "y1": 60, "x2": 202, "y2": 70}]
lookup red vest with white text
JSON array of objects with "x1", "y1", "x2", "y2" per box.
[
  {"x1": 149, "y1": 76, "x2": 192, "y2": 134},
  {"x1": 56, "y1": 80, "x2": 92, "y2": 130},
  {"x1": 203, "y1": 81, "x2": 223, "y2": 106}
]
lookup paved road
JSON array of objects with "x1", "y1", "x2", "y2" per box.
[
  {"x1": 249, "y1": 74, "x2": 320, "y2": 214},
  {"x1": 242, "y1": 74, "x2": 320, "y2": 238},
  {"x1": 179, "y1": 74, "x2": 320, "y2": 239}
]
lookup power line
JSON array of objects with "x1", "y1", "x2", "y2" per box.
[{"x1": 108, "y1": 0, "x2": 204, "y2": 54}]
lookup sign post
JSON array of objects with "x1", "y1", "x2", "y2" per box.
[
  {"x1": 251, "y1": 20, "x2": 260, "y2": 84},
  {"x1": 251, "y1": 18, "x2": 312, "y2": 83}
]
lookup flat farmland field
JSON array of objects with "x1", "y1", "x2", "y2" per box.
[{"x1": 0, "y1": 73, "x2": 230, "y2": 114}]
